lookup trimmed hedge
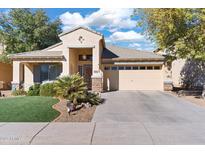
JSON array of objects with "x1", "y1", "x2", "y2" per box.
[
  {"x1": 27, "y1": 84, "x2": 40, "y2": 96},
  {"x1": 12, "y1": 89, "x2": 27, "y2": 96},
  {"x1": 40, "y1": 83, "x2": 55, "y2": 97}
]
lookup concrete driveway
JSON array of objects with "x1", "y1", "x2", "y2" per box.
[
  {"x1": 92, "y1": 91, "x2": 205, "y2": 144},
  {"x1": 1, "y1": 91, "x2": 205, "y2": 144}
]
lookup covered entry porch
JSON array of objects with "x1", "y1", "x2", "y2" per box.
[
  {"x1": 12, "y1": 60, "x2": 63, "y2": 90},
  {"x1": 69, "y1": 48, "x2": 93, "y2": 89}
]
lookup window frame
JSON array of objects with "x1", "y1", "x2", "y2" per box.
[
  {"x1": 154, "y1": 66, "x2": 161, "y2": 70},
  {"x1": 111, "y1": 66, "x2": 118, "y2": 71},
  {"x1": 139, "y1": 66, "x2": 146, "y2": 70},
  {"x1": 146, "y1": 66, "x2": 153, "y2": 70}
]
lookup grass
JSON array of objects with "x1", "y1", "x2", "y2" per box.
[{"x1": 0, "y1": 96, "x2": 60, "y2": 122}]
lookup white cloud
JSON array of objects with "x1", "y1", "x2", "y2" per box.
[
  {"x1": 109, "y1": 31, "x2": 144, "y2": 42},
  {"x1": 128, "y1": 43, "x2": 141, "y2": 48},
  {"x1": 60, "y1": 8, "x2": 136, "y2": 32},
  {"x1": 128, "y1": 42, "x2": 156, "y2": 51}
]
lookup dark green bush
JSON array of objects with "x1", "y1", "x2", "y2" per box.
[
  {"x1": 27, "y1": 84, "x2": 40, "y2": 96},
  {"x1": 12, "y1": 89, "x2": 27, "y2": 96},
  {"x1": 40, "y1": 83, "x2": 55, "y2": 97},
  {"x1": 78, "y1": 92, "x2": 102, "y2": 106},
  {"x1": 86, "y1": 92, "x2": 101, "y2": 105}
]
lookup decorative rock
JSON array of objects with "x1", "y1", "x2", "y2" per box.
[
  {"x1": 84, "y1": 102, "x2": 91, "y2": 108},
  {"x1": 164, "y1": 80, "x2": 173, "y2": 91},
  {"x1": 67, "y1": 101, "x2": 75, "y2": 114}
]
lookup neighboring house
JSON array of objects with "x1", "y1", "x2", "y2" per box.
[
  {"x1": 154, "y1": 49, "x2": 205, "y2": 89},
  {"x1": 10, "y1": 26, "x2": 167, "y2": 92},
  {"x1": 0, "y1": 43, "x2": 12, "y2": 90}
]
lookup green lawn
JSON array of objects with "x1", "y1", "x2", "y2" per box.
[{"x1": 0, "y1": 96, "x2": 60, "y2": 122}]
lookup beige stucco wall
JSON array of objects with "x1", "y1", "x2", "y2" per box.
[
  {"x1": 0, "y1": 62, "x2": 12, "y2": 89},
  {"x1": 24, "y1": 63, "x2": 34, "y2": 90},
  {"x1": 69, "y1": 48, "x2": 92, "y2": 74},
  {"x1": 12, "y1": 61, "x2": 21, "y2": 85},
  {"x1": 47, "y1": 44, "x2": 63, "y2": 51},
  {"x1": 60, "y1": 28, "x2": 103, "y2": 78},
  {"x1": 103, "y1": 70, "x2": 119, "y2": 90}
]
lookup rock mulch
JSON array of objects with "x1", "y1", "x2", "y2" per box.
[
  {"x1": 52, "y1": 99, "x2": 96, "y2": 122},
  {"x1": 169, "y1": 91, "x2": 205, "y2": 107}
]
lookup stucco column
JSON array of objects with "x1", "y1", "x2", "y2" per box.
[
  {"x1": 24, "y1": 63, "x2": 34, "y2": 91},
  {"x1": 91, "y1": 44, "x2": 103, "y2": 92},
  {"x1": 61, "y1": 47, "x2": 70, "y2": 76},
  {"x1": 11, "y1": 61, "x2": 21, "y2": 90}
]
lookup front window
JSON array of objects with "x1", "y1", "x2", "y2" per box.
[
  {"x1": 39, "y1": 64, "x2": 62, "y2": 82},
  {"x1": 40, "y1": 64, "x2": 49, "y2": 81}
]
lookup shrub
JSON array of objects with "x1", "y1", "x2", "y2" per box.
[
  {"x1": 40, "y1": 83, "x2": 55, "y2": 97},
  {"x1": 85, "y1": 92, "x2": 101, "y2": 105},
  {"x1": 78, "y1": 92, "x2": 102, "y2": 106},
  {"x1": 54, "y1": 73, "x2": 87, "y2": 106},
  {"x1": 27, "y1": 84, "x2": 40, "y2": 96},
  {"x1": 12, "y1": 89, "x2": 27, "y2": 96}
]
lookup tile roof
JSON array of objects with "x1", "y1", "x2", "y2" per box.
[
  {"x1": 10, "y1": 42, "x2": 63, "y2": 59},
  {"x1": 10, "y1": 38, "x2": 164, "y2": 62},
  {"x1": 102, "y1": 45, "x2": 164, "y2": 61},
  {"x1": 10, "y1": 50, "x2": 63, "y2": 59}
]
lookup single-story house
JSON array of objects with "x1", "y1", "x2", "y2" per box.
[
  {"x1": 0, "y1": 62, "x2": 12, "y2": 90},
  {"x1": 0, "y1": 43, "x2": 12, "y2": 90},
  {"x1": 10, "y1": 26, "x2": 169, "y2": 92}
]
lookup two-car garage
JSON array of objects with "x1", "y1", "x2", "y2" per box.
[
  {"x1": 102, "y1": 45, "x2": 165, "y2": 91},
  {"x1": 103, "y1": 65, "x2": 164, "y2": 91}
]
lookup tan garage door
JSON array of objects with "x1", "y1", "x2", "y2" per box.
[
  {"x1": 103, "y1": 66, "x2": 163, "y2": 91},
  {"x1": 118, "y1": 70, "x2": 163, "y2": 90}
]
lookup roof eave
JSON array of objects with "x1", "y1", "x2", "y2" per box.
[
  {"x1": 59, "y1": 26, "x2": 103, "y2": 37},
  {"x1": 102, "y1": 58, "x2": 165, "y2": 62},
  {"x1": 11, "y1": 56, "x2": 64, "y2": 61}
]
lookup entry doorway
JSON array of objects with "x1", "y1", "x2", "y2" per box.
[{"x1": 78, "y1": 64, "x2": 92, "y2": 89}]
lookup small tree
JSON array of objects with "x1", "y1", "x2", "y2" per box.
[
  {"x1": 54, "y1": 73, "x2": 87, "y2": 106},
  {"x1": 133, "y1": 8, "x2": 205, "y2": 60},
  {"x1": 0, "y1": 8, "x2": 62, "y2": 54}
]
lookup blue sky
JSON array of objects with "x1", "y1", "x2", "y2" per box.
[{"x1": 0, "y1": 8, "x2": 156, "y2": 51}]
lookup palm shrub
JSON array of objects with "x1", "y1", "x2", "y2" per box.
[
  {"x1": 85, "y1": 92, "x2": 101, "y2": 105},
  {"x1": 78, "y1": 92, "x2": 101, "y2": 106},
  {"x1": 54, "y1": 73, "x2": 87, "y2": 106}
]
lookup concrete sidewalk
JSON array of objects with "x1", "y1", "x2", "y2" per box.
[
  {"x1": 0, "y1": 122, "x2": 95, "y2": 145},
  {"x1": 1, "y1": 122, "x2": 205, "y2": 144}
]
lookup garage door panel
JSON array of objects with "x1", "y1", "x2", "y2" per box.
[{"x1": 119, "y1": 70, "x2": 163, "y2": 90}]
